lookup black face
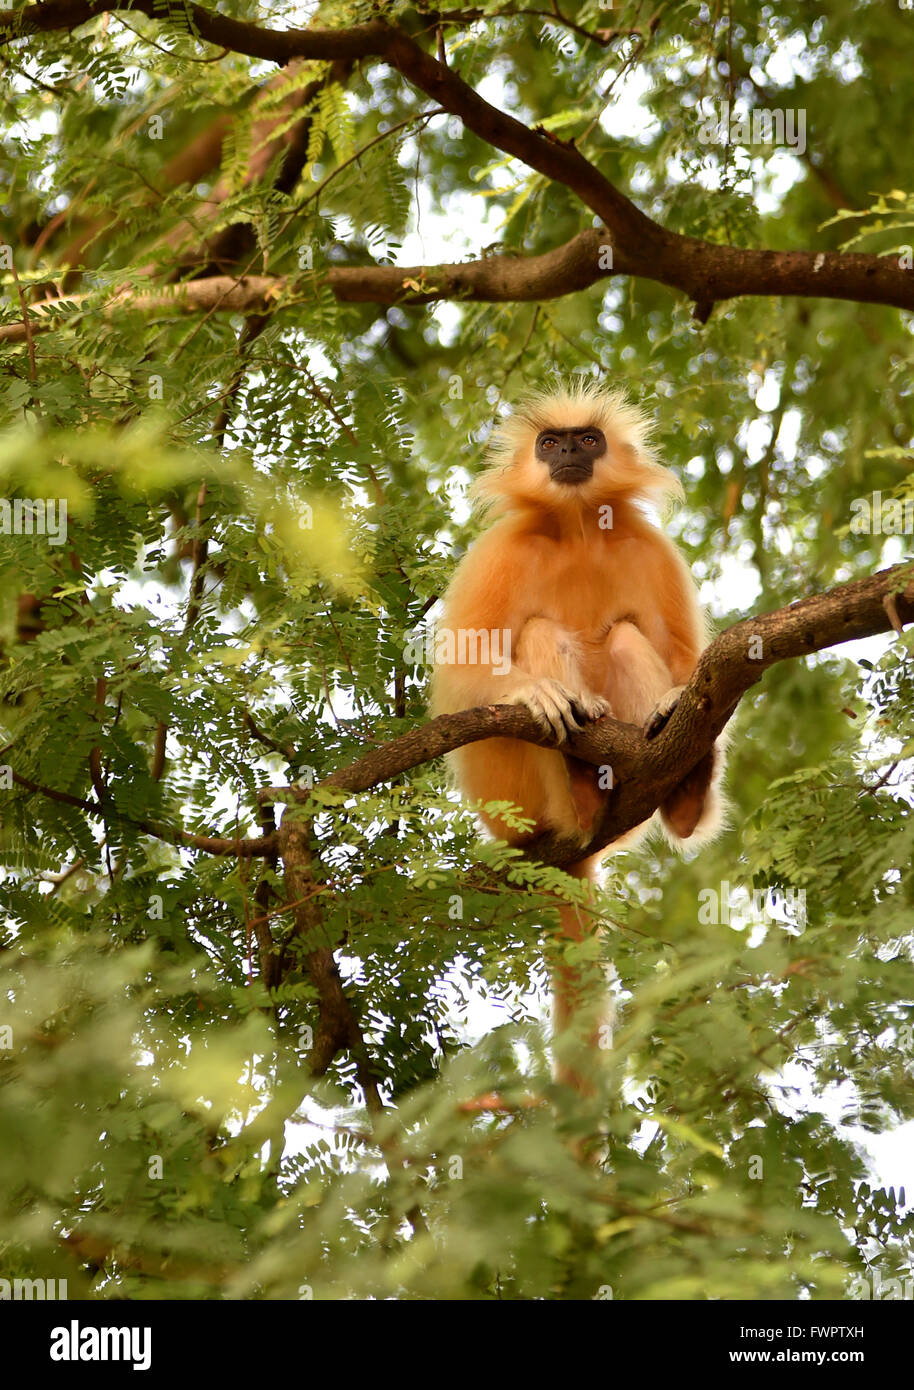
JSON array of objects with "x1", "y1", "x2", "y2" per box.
[{"x1": 535, "y1": 426, "x2": 607, "y2": 484}]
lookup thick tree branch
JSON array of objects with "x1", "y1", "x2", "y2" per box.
[
  {"x1": 316, "y1": 563, "x2": 914, "y2": 865},
  {"x1": 2, "y1": 5, "x2": 911, "y2": 321},
  {"x1": 0, "y1": 240, "x2": 599, "y2": 344},
  {"x1": 0, "y1": 1, "x2": 382, "y2": 58},
  {"x1": 0, "y1": 234, "x2": 608, "y2": 344},
  {"x1": 3, "y1": 218, "x2": 912, "y2": 350},
  {"x1": 9, "y1": 566, "x2": 911, "y2": 864}
]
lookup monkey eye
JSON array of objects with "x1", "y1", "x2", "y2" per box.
[
  {"x1": 581, "y1": 434, "x2": 598, "y2": 446},
  {"x1": 539, "y1": 436, "x2": 557, "y2": 449}
]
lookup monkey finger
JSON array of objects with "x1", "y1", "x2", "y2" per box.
[
  {"x1": 532, "y1": 707, "x2": 564, "y2": 741},
  {"x1": 544, "y1": 682, "x2": 589, "y2": 738},
  {"x1": 509, "y1": 683, "x2": 572, "y2": 741},
  {"x1": 540, "y1": 710, "x2": 572, "y2": 742},
  {"x1": 542, "y1": 696, "x2": 579, "y2": 741},
  {"x1": 540, "y1": 682, "x2": 588, "y2": 740}
]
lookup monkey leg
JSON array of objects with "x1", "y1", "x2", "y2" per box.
[
  {"x1": 595, "y1": 620, "x2": 721, "y2": 841},
  {"x1": 593, "y1": 619, "x2": 717, "y2": 840},
  {"x1": 595, "y1": 619, "x2": 674, "y2": 723},
  {"x1": 660, "y1": 748, "x2": 718, "y2": 839},
  {"x1": 508, "y1": 619, "x2": 612, "y2": 1091},
  {"x1": 642, "y1": 686, "x2": 725, "y2": 840},
  {"x1": 584, "y1": 618, "x2": 673, "y2": 845},
  {"x1": 513, "y1": 617, "x2": 611, "y2": 835},
  {"x1": 448, "y1": 618, "x2": 610, "y2": 841}
]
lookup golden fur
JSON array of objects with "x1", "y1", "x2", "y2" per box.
[{"x1": 430, "y1": 383, "x2": 725, "y2": 1087}]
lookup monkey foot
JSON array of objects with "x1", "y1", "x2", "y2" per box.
[{"x1": 644, "y1": 684, "x2": 686, "y2": 738}]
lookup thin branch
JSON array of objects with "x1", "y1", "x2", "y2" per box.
[
  {"x1": 293, "y1": 105, "x2": 445, "y2": 220},
  {"x1": 244, "y1": 710, "x2": 297, "y2": 764},
  {"x1": 8, "y1": 258, "x2": 37, "y2": 379},
  {"x1": 10, "y1": 769, "x2": 95, "y2": 811},
  {"x1": 9, "y1": 769, "x2": 277, "y2": 855},
  {"x1": 278, "y1": 810, "x2": 383, "y2": 1111},
  {"x1": 719, "y1": 56, "x2": 854, "y2": 212}
]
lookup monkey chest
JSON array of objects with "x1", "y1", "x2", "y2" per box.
[{"x1": 519, "y1": 541, "x2": 649, "y2": 637}]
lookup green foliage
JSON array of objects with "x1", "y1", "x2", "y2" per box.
[{"x1": 0, "y1": 0, "x2": 912, "y2": 1301}]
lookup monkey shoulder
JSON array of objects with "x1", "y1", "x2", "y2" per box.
[
  {"x1": 467, "y1": 517, "x2": 552, "y2": 565},
  {"x1": 605, "y1": 521, "x2": 683, "y2": 564}
]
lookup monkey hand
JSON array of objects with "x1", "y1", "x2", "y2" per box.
[
  {"x1": 507, "y1": 679, "x2": 610, "y2": 743},
  {"x1": 644, "y1": 685, "x2": 686, "y2": 739}
]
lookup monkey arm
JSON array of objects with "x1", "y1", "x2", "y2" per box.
[
  {"x1": 431, "y1": 526, "x2": 615, "y2": 742},
  {"x1": 430, "y1": 525, "x2": 545, "y2": 707}
]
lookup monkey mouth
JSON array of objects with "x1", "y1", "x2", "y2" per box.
[{"x1": 550, "y1": 464, "x2": 593, "y2": 485}]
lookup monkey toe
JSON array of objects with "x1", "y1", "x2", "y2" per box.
[
  {"x1": 644, "y1": 707, "x2": 672, "y2": 739},
  {"x1": 573, "y1": 693, "x2": 611, "y2": 723},
  {"x1": 644, "y1": 685, "x2": 686, "y2": 739}
]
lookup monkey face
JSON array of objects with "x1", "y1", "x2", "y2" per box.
[
  {"x1": 535, "y1": 427, "x2": 607, "y2": 485},
  {"x1": 475, "y1": 385, "x2": 682, "y2": 516}
]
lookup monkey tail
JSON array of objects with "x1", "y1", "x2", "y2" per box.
[
  {"x1": 552, "y1": 858, "x2": 609, "y2": 1093},
  {"x1": 659, "y1": 736, "x2": 729, "y2": 847}
]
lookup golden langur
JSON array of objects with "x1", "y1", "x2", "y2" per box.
[{"x1": 430, "y1": 380, "x2": 724, "y2": 1087}]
